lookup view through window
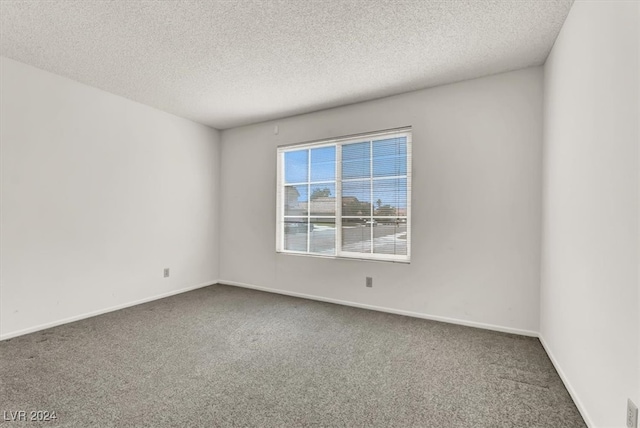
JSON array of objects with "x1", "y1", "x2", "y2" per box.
[{"x1": 276, "y1": 128, "x2": 411, "y2": 262}]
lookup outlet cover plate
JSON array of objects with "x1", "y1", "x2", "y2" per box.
[{"x1": 629, "y1": 399, "x2": 638, "y2": 428}]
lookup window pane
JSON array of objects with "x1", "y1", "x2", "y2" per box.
[
  {"x1": 283, "y1": 218, "x2": 308, "y2": 252},
  {"x1": 373, "y1": 137, "x2": 407, "y2": 177},
  {"x1": 310, "y1": 218, "x2": 336, "y2": 255},
  {"x1": 310, "y1": 147, "x2": 335, "y2": 182},
  {"x1": 342, "y1": 180, "x2": 371, "y2": 217},
  {"x1": 309, "y1": 183, "x2": 335, "y2": 215},
  {"x1": 342, "y1": 141, "x2": 370, "y2": 179},
  {"x1": 372, "y1": 217, "x2": 407, "y2": 255},
  {"x1": 278, "y1": 130, "x2": 410, "y2": 261},
  {"x1": 284, "y1": 150, "x2": 308, "y2": 184},
  {"x1": 284, "y1": 185, "x2": 308, "y2": 216},
  {"x1": 341, "y1": 221, "x2": 371, "y2": 254},
  {"x1": 372, "y1": 178, "x2": 407, "y2": 217}
]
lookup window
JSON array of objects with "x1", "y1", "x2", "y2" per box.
[{"x1": 276, "y1": 128, "x2": 411, "y2": 262}]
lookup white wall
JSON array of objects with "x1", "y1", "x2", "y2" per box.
[
  {"x1": 0, "y1": 57, "x2": 221, "y2": 339},
  {"x1": 541, "y1": 1, "x2": 640, "y2": 427},
  {"x1": 220, "y1": 67, "x2": 543, "y2": 335}
]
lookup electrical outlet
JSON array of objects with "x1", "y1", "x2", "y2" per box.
[
  {"x1": 628, "y1": 399, "x2": 638, "y2": 428},
  {"x1": 366, "y1": 277, "x2": 373, "y2": 287},
  {"x1": 163, "y1": 268, "x2": 170, "y2": 278}
]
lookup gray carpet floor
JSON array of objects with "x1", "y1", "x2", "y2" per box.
[{"x1": 1, "y1": 284, "x2": 585, "y2": 428}]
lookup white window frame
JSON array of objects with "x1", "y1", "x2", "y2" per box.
[{"x1": 276, "y1": 127, "x2": 412, "y2": 263}]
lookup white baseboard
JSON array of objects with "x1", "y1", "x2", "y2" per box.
[
  {"x1": 538, "y1": 334, "x2": 594, "y2": 428},
  {"x1": 218, "y1": 279, "x2": 539, "y2": 337},
  {"x1": 0, "y1": 280, "x2": 217, "y2": 341}
]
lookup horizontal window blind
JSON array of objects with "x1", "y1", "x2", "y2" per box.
[{"x1": 276, "y1": 127, "x2": 411, "y2": 262}]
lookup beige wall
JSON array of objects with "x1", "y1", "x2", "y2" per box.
[
  {"x1": 541, "y1": 1, "x2": 640, "y2": 426},
  {"x1": 0, "y1": 57, "x2": 221, "y2": 338},
  {"x1": 220, "y1": 67, "x2": 543, "y2": 335}
]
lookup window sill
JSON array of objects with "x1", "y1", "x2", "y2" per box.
[{"x1": 276, "y1": 250, "x2": 411, "y2": 264}]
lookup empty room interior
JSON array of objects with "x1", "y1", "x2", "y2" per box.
[{"x1": 1, "y1": 0, "x2": 639, "y2": 427}]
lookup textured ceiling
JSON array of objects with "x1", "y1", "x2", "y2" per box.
[{"x1": 0, "y1": 0, "x2": 573, "y2": 129}]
